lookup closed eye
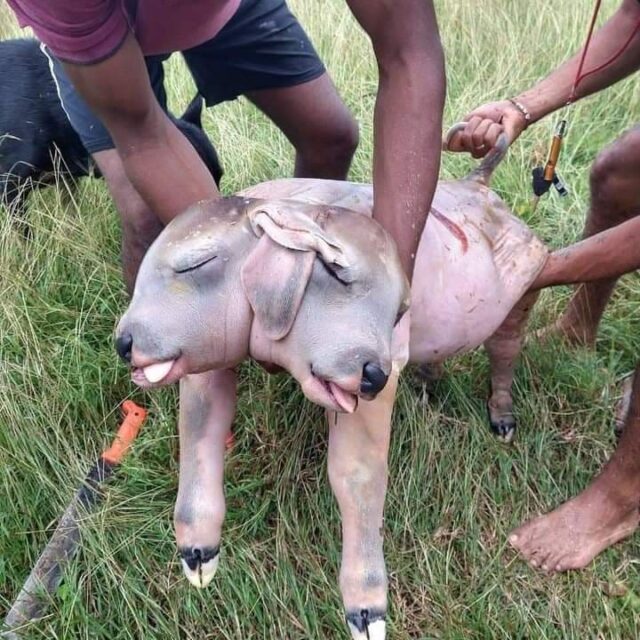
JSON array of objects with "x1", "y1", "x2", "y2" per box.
[{"x1": 175, "y1": 255, "x2": 217, "y2": 274}]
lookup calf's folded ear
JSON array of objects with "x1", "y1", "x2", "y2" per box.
[
  {"x1": 240, "y1": 234, "x2": 315, "y2": 341},
  {"x1": 245, "y1": 200, "x2": 350, "y2": 268}
]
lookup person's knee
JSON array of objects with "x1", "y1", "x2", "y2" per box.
[
  {"x1": 330, "y1": 112, "x2": 360, "y2": 161},
  {"x1": 590, "y1": 132, "x2": 640, "y2": 215},
  {"x1": 590, "y1": 147, "x2": 622, "y2": 205},
  {"x1": 301, "y1": 111, "x2": 359, "y2": 167}
]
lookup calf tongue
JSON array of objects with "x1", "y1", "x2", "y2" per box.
[
  {"x1": 328, "y1": 382, "x2": 357, "y2": 413},
  {"x1": 143, "y1": 360, "x2": 174, "y2": 384}
]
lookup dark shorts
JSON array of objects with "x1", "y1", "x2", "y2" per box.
[{"x1": 44, "y1": 0, "x2": 325, "y2": 155}]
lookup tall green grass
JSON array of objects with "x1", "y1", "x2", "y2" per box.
[{"x1": 1, "y1": 0, "x2": 639, "y2": 637}]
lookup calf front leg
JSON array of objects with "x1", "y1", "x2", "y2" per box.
[
  {"x1": 174, "y1": 369, "x2": 236, "y2": 587},
  {"x1": 328, "y1": 368, "x2": 398, "y2": 640},
  {"x1": 484, "y1": 290, "x2": 539, "y2": 443}
]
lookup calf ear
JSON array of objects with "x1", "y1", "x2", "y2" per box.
[
  {"x1": 181, "y1": 94, "x2": 203, "y2": 128},
  {"x1": 240, "y1": 234, "x2": 315, "y2": 341},
  {"x1": 246, "y1": 200, "x2": 350, "y2": 268}
]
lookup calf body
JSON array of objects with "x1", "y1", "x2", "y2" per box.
[{"x1": 117, "y1": 140, "x2": 553, "y2": 636}]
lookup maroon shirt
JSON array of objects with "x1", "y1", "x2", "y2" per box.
[{"x1": 7, "y1": 0, "x2": 241, "y2": 64}]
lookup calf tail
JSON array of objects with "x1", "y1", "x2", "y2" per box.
[{"x1": 442, "y1": 122, "x2": 510, "y2": 187}]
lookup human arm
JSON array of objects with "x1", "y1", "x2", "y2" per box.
[
  {"x1": 532, "y1": 215, "x2": 640, "y2": 290},
  {"x1": 346, "y1": 0, "x2": 445, "y2": 281},
  {"x1": 448, "y1": 0, "x2": 640, "y2": 157},
  {"x1": 62, "y1": 33, "x2": 220, "y2": 224}
]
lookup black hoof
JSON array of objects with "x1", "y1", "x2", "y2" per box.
[
  {"x1": 486, "y1": 403, "x2": 516, "y2": 443},
  {"x1": 346, "y1": 608, "x2": 385, "y2": 638},
  {"x1": 179, "y1": 545, "x2": 219, "y2": 570}
]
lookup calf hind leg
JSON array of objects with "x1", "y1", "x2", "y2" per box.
[{"x1": 484, "y1": 290, "x2": 540, "y2": 443}]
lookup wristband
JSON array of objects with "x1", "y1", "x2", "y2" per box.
[{"x1": 507, "y1": 98, "x2": 532, "y2": 126}]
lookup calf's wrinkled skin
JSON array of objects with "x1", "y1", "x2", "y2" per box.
[{"x1": 116, "y1": 147, "x2": 549, "y2": 638}]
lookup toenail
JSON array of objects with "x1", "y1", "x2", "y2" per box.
[
  {"x1": 542, "y1": 564, "x2": 548, "y2": 571},
  {"x1": 509, "y1": 534, "x2": 518, "y2": 543}
]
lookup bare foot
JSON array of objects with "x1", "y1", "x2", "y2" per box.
[
  {"x1": 534, "y1": 315, "x2": 597, "y2": 348},
  {"x1": 509, "y1": 482, "x2": 640, "y2": 572}
]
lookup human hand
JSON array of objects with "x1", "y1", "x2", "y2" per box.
[{"x1": 445, "y1": 99, "x2": 530, "y2": 158}]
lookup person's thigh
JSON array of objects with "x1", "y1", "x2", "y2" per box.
[
  {"x1": 183, "y1": 0, "x2": 356, "y2": 174},
  {"x1": 244, "y1": 73, "x2": 358, "y2": 160}
]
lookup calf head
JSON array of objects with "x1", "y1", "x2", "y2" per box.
[{"x1": 116, "y1": 196, "x2": 409, "y2": 412}]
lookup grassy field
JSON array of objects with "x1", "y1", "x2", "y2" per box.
[{"x1": 1, "y1": 0, "x2": 640, "y2": 638}]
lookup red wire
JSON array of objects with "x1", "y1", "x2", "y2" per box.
[
  {"x1": 573, "y1": 18, "x2": 640, "y2": 95},
  {"x1": 569, "y1": 0, "x2": 640, "y2": 103},
  {"x1": 569, "y1": 0, "x2": 603, "y2": 103}
]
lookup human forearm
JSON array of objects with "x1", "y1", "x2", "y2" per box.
[
  {"x1": 63, "y1": 34, "x2": 219, "y2": 224},
  {"x1": 345, "y1": 0, "x2": 444, "y2": 280},
  {"x1": 517, "y1": 0, "x2": 640, "y2": 122},
  {"x1": 533, "y1": 216, "x2": 640, "y2": 289},
  {"x1": 372, "y1": 52, "x2": 445, "y2": 280},
  {"x1": 109, "y1": 106, "x2": 220, "y2": 224}
]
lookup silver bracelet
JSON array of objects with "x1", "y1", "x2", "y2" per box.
[{"x1": 508, "y1": 98, "x2": 532, "y2": 126}]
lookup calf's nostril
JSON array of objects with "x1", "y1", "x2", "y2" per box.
[
  {"x1": 115, "y1": 333, "x2": 133, "y2": 363},
  {"x1": 360, "y1": 362, "x2": 389, "y2": 395}
]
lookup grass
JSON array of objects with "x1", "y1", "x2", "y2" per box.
[{"x1": 1, "y1": 0, "x2": 640, "y2": 637}]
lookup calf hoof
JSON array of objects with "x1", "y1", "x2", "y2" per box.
[
  {"x1": 179, "y1": 545, "x2": 220, "y2": 588},
  {"x1": 486, "y1": 402, "x2": 516, "y2": 444},
  {"x1": 346, "y1": 609, "x2": 385, "y2": 640}
]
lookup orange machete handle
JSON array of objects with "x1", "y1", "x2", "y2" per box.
[{"x1": 101, "y1": 400, "x2": 147, "y2": 465}]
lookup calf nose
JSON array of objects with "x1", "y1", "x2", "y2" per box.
[
  {"x1": 115, "y1": 333, "x2": 133, "y2": 363},
  {"x1": 360, "y1": 362, "x2": 389, "y2": 395}
]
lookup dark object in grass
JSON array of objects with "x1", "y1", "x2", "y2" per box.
[
  {"x1": 1, "y1": 401, "x2": 147, "y2": 639},
  {"x1": 0, "y1": 39, "x2": 223, "y2": 232},
  {"x1": 614, "y1": 373, "x2": 635, "y2": 439}
]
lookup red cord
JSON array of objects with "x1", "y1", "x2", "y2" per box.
[
  {"x1": 569, "y1": 0, "x2": 640, "y2": 103},
  {"x1": 573, "y1": 18, "x2": 640, "y2": 94},
  {"x1": 569, "y1": 0, "x2": 603, "y2": 103}
]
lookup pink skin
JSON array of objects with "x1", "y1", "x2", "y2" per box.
[
  {"x1": 327, "y1": 368, "x2": 399, "y2": 635},
  {"x1": 115, "y1": 170, "x2": 563, "y2": 637},
  {"x1": 247, "y1": 307, "x2": 363, "y2": 415},
  {"x1": 128, "y1": 333, "x2": 362, "y2": 412}
]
